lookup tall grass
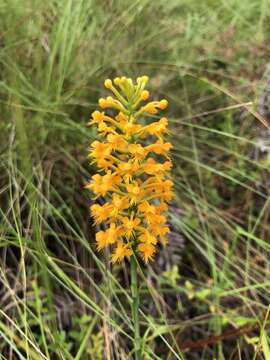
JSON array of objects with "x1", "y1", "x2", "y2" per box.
[{"x1": 1, "y1": 0, "x2": 270, "y2": 358}]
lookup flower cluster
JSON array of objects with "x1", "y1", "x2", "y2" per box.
[{"x1": 87, "y1": 76, "x2": 173, "y2": 263}]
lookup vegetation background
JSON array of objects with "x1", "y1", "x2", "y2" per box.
[{"x1": 1, "y1": 0, "x2": 270, "y2": 359}]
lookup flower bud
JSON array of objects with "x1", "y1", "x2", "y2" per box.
[
  {"x1": 104, "y1": 79, "x2": 113, "y2": 89},
  {"x1": 114, "y1": 77, "x2": 121, "y2": 85},
  {"x1": 159, "y1": 99, "x2": 168, "y2": 109},
  {"x1": 141, "y1": 90, "x2": 149, "y2": 101},
  {"x1": 99, "y1": 98, "x2": 109, "y2": 108}
]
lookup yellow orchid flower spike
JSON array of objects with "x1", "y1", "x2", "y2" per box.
[{"x1": 87, "y1": 76, "x2": 173, "y2": 264}]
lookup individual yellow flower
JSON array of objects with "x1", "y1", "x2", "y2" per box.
[
  {"x1": 97, "y1": 122, "x2": 116, "y2": 136},
  {"x1": 96, "y1": 223, "x2": 122, "y2": 251},
  {"x1": 121, "y1": 215, "x2": 141, "y2": 238},
  {"x1": 138, "y1": 242, "x2": 155, "y2": 263},
  {"x1": 156, "y1": 202, "x2": 168, "y2": 213},
  {"x1": 89, "y1": 110, "x2": 106, "y2": 125},
  {"x1": 140, "y1": 100, "x2": 168, "y2": 114},
  {"x1": 110, "y1": 194, "x2": 129, "y2": 217},
  {"x1": 126, "y1": 181, "x2": 143, "y2": 204},
  {"x1": 96, "y1": 230, "x2": 113, "y2": 250},
  {"x1": 122, "y1": 122, "x2": 142, "y2": 137},
  {"x1": 106, "y1": 223, "x2": 123, "y2": 242},
  {"x1": 146, "y1": 140, "x2": 172, "y2": 156},
  {"x1": 90, "y1": 203, "x2": 112, "y2": 224},
  {"x1": 117, "y1": 161, "x2": 140, "y2": 181},
  {"x1": 87, "y1": 76, "x2": 173, "y2": 262},
  {"x1": 96, "y1": 157, "x2": 114, "y2": 170},
  {"x1": 159, "y1": 190, "x2": 174, "y2": 202},
  {"x1": 152, "y1": 225, "x2": 170, "y2": 245},
  {"x1": 138, "y1": 201, "x2": 156, "y2": 215},
  {"x1": 86, "y1": 171, "x2": 121, "y2": 197},
  {"x1": 151, "y1": 179, "x2": 173, "y2": 195},
  {"x1": 112, "y1": 241, "x2": 133, "y2": 263},
  {"x1": 161, "y1": 160, "x2": 173, "y2": 172},
  {"x1": 115, "y1": 111, "x2": 128, "y2": 125},
  {"x1": 140, "y1": 117, "x2": 168, "y2": 138},
  {"x1": 99, "y1": 96, "x2": 126, "y2": 112},
  {"x1": 107, "y1": 134, "x2": 127, "y2": 151},
  {"x1": 147, "y1": 214, "x2": 167, "y2": 227},
  {"x1": 138, "y1": 229, "x2": 157, "y2": 245},
  {"x1": 142, "y1": 158, "x2": 165, "y2": 176},
  {"x1": 128, "y1": 143, "x2": 146, "y2": 161},
  {"x1": 89, "y1": 141, "x2": 111, "y2": 160}
]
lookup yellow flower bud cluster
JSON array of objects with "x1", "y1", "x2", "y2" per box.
[{"x1": 87, "y1": 76, "x2": 173, "y2": 263}]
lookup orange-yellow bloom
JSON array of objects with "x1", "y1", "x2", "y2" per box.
[
  {"x1": 89, "y1": 141, "x2": 111, "y2": 160},
  {"x1": 106, "y1": 222, "x2": 123, "y2": 241},
  {"x1": 96, "y1": 230, "x2": 113, "y2": 250},
  {"x1": 146, "y1": 140, "x2": 172, "y2": 156},
  {"x1": 90, "y1": 203, "x2": 112, "y2": 224},
  {"x1": 112, "y1": 241, "x2": 133, "y2": 263},
  {"x1": 87, "y1": 76, "x2": 173, "y2": 263},
  {"x1": 121, "y1": 216, "x2": 141, "y2": 238},
  {"x1": 110, "y1": 194, "x2": 129, "y2": 217},
  {"x1": 138, "y1": 229, "x2": 157, "y2": 245},
  {"x1": 140, "y1": 100, "x2": 168, "y2": 114},
  {"x1": 89, "y1": 110, "x2": 106, "y2": 125},
  {"x1": 117, "y1": 161, "x2": 140, "y2": 181},
  {"x1": 97, "y1": 122, "x2": 116, "y2": 136},
  {"x1": 128, "y1": 143, "x2": 146, "y2": 161},
  {"x1": 107, "y1": 134, "x2": 127, "y2": 150},
  {"x1": 141, "y1": 117, "x2": 168, "y2": 138},
  {"x1": 138, "y1": 201, "x2": 156, "y2": 215},
  {"x1": 138, "y1": 242, "x2": 155, "y2": 263},
  {"x1": 126, "y1": 182, "x2": 143, "y2": 204},
  {"x1": 86, "y1": 172, "x2": 121, "y2": 197}
]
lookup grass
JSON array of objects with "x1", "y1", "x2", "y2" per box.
[{"x1": 1, "y1": 0, "x2": 270, "y2": 358}]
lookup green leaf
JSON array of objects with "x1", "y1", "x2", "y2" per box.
[{"x1": 261, "y1": 330, "x2": 270, "y2": 360}]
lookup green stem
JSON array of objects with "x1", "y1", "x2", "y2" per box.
[{"x1": 131, "y1": 255, "x2": 141, "y2": 360}]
